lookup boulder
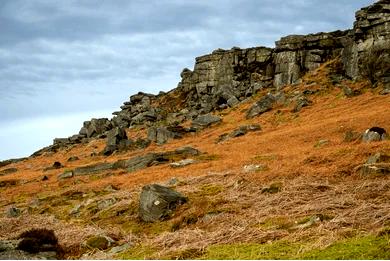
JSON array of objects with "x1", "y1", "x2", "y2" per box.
[
  {"x1": 191, "y1": 114, "x2": 222, "y2": 129},
  {"x1": 362, "y1": 127, "x2": 387, "y2": 142},
  {"x1": 246, "y1": 94, "x2": 276, "y2": 118},
  {"x1": 139, "y1": 184, "x2": 187, "y2": 222}
]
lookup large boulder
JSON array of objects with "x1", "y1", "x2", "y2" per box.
[{"x1": 139, "y1": 184, "x2": 187, "y2": 222}]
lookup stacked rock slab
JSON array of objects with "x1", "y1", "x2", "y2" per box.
[
  {"x1": 273, "y1": 30, "x2": 350, "y2": 89},
  {"x1": 178, "y1": 47, "x2": 274, "y2": 114}
]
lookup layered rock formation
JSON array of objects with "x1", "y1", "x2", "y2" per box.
[{"x1": 34, "y1": 0, "x2": 389, "y2": 156}]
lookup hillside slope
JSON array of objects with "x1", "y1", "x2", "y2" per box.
[
  {"x1": 1, "y1": 0, "x2": 390, "y2": 259},
  {"x1": 0, "y1": 62, "x2": 389, "y2": 259}
]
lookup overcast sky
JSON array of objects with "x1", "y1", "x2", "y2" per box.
[{"x1": 0, "y1": 0, "x2": 375, "y2": 160}]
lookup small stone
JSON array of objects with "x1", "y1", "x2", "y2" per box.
[
  {"x1": 97, "y1": 198, "x2": 117, "y2": 210},
  {"x1": 67, "y1": 156, "x2": 80, "y2": 162},
  {"x1": 7, "y1": 207, "x2": 21, "y2": 218},
  {"x1": 41, "y1": 176, "x2": 49, "y2": 181},
  {"x1": 314, "y1": 139, "x2": 330, "y2": 148},
  {"x1": 167, "y1": 177, "x2": 179, "y2": 186},
  {"x1": 243, "y1": 164, "x2": 268, "y2": 173},
  {"x1": 169, "y1": 159, "x2": 197, "y2": 168},
  {"x1": 69, "y1": 204, "x2": 82, "y2": 215},
  {"x1": 109, "y1": 243, "x2": 132, "y2": 254},
  {"x1": 57, "y1": 171, "x2": 74, "y2": 180}
]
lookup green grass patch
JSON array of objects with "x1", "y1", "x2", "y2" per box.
[
  {"x1": 116, "y1": 245, "x2": 157, "y2": 260},
  {"x1": 201, "y1": 241, "x2": 301, "y2": 260},
  {"x1": 200, "y1": 235, "x2": 390, "y2": 260},
  {"x1": 302, "y1": 235, "x2": 390, "y2": 260},
  {"x1": 199, "y1": 184, "x2": 224, "y2": 196}
]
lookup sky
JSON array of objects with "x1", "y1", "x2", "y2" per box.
[{"x1": 0, "y1": 0, "x2": 375, "y2": 160}]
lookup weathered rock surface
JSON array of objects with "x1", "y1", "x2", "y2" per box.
[{"x1": 139, "y1": 184, "x2": 187, "y2": 222}]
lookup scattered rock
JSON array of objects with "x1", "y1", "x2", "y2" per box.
[
  {"x1": 109, "y1": 243, "x2": 132, "y2": 254},
  {"x1": 243, "y1": 164, "x2": 268, "y2": 173},
  {"x1": 6, "y1": 207, "x2": 21, "y2": 218},
  {"x1": 67, "y1": 156, "x2": 80, "y2": 162},
  {"x1": 73, "y1": 162, "x2": 114, "y2": 176},
  {"x1": 246, "y1": 94, "x2": 276, "y2": 119},
  {"x1": 166, "y1": 177, "x2": 180, "y2": 186},
  {"x1": 261, "y1": 183, "x2": 282, "y2": 194},
  {"x1": 0, "y1": 167, "x2": 17, "y2": 176},
  {"x1": 293, "y1": 95, "x2": 312, "y2": 112},
  {"x1": 191, "y1": 114, "x2": 222, "y2": 130},
  {"x1": 314, "y1": 139, "x2": 330, "y2": 148},
  {"x1": 43, "y1": 162, "x2": 64, "y2": 172},
  {"x1": 169, "y1": 159, "x2": 197, "y2": 168},
  {"x1": 361, "y1": 152, "x2": 390, "y2": 175},
  {"x1": 217, "y1": 125, "x2": 261, "y2": 143},
  {"x1": 292, "y1": 215, "x2": 322, "y2": 229},
  {"x1": 97, "y1": 198, "x2": 117, "y2": 211},
  {"x1": 57, "y1": 171, "x2": 74, "y2": 180},
  {"x1": 139, "y1": 184, "x2": 187, "y2": 222},
  {"x1": 69, "y1": 204, "x2": 82, "y2": 216},
  {"x1": 362, "y1": 127, "x2": 387, "y2": 142},
  {"x1": 104, "y1": 184, "x2": 120, "y2": 192}
]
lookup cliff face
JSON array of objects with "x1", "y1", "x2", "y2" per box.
[{"x1": 33, "y1": 0, "x2": 390, "y2": 155}]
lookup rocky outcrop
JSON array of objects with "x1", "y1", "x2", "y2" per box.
[{"x1": 33, "y1": 0, "x2": 390, "y2": 155}]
